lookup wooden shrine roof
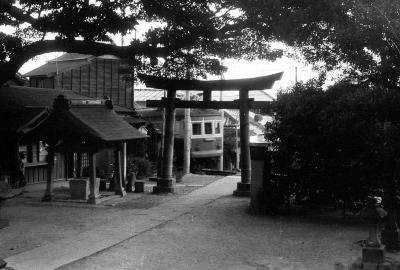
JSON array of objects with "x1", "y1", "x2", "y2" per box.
[
  {"x1": 0, "y1": 86, "x2": 147, "y2": 147},
  {"x1": 55, "y1": 97, "x2": 147, "y2": 144}
]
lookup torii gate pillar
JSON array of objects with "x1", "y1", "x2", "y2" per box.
[
  {"x1": 233, "y1": 89, "x2": 251, "y2": 196},
  {"x1": 154, "y1": 89, "x2": 177, "y2": 193}
]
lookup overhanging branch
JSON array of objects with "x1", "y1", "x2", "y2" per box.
[{"x1": 1, "y1": 39, "x2": 171, "y2": 86}]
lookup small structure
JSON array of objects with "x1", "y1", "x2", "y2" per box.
[
  {"x1": 0, "y1": 85, "x2": 144, "y2": 187},
  {"x1": 23, "y1": 95, "x2": 147, "y2": 203}
]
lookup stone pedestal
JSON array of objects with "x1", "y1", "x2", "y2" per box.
[
  {"x1": 70, "y1": 178, "x2": 100, "y2": 201},
  {"x1": 153, "y1": 178, "x2": 175, "y2": 193},
  {"x1": 134, "y1": 181, "x2": 144, "y2": 193},
  {"x1": 69, "y1": 179, "x2": 89, "y2": 200},
  {"x1": 233, "y1": 182, "x2": 251, "y2": 197}
]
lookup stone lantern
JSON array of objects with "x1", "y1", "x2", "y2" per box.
[
  {"x1": 381, "y1": 190, "x2": 400, "y2": 251},
  {"x1": 358, "y1": 197, "x2": 387, "y2": 266}
]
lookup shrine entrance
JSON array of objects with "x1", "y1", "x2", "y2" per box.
[{"x1": 138, "y1": 72, "x2": 283, "y2": 196}]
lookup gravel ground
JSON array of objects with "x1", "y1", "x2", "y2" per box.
[
  {"x1": 3, "y1": 174, "x2": 400, "y2": 270},
  {"x1": 56, "y1": 196, "x2": 390, "y2": 270},
  {"x1": 0, "y1": 174, "x2": 224, "y2": 259}
]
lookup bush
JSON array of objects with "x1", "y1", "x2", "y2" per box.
[
  {"x1": 264, "y1": 78, "x2": 400, "y2": 213},
  {"x1": 126, "y1": 156, "x2": 154, "y2": 180}
]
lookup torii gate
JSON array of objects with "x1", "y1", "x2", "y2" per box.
[{"x1": 138, "y1": 72, "x2": 283, "y2": 196}]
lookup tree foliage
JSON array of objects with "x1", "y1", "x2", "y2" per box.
[
  {"x1": 0, "y1": 0, "x2": 283, "y2": 85},
  {"x1": 1, "y1": 0, "x2": 400, "y2": 87},
  {"x1": 264, "y1": 80, "x2": 400, "y2": 210},
  {"x1": 227, "y1": 0, "x2": 400, "y2": 87}
]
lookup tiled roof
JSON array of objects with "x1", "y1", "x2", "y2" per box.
[
  {"x1": 22, "y1": 53, "x2": 122, "y2": 77},
  {"x1": 62, "y1": 101, "x2": 147, "y2": 143},
  {"x1": 0, "y1": 86, "x2": 146, "y2": 144},
  {"x1": 0, "y1": 85, "x2": 134, "y2": 114},
  {"x1": 23, "y1": 58, "x2": 92, "y2": 77}
]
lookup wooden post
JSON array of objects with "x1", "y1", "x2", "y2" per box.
[
  {"x1": 233, "y1": 89, "x2": 251, "y2": 197},
  {"x1": 114, "y1": 147, "x2": 126, "y2": 196},
  {"x1": 203, "y1": 90, "x2": 211, "y2": 101},
  {"x1": 87, "y1": 152, "x2": 101, "y2": 204},
  {"x1": 76, "y1": 152, "x2": 82, "y2": 178},
  {"x1": 10, "y1": 138, "x2": 20, "y2": 187},
  {"x1": 183, "y1": 90, "x2": 191, "y2": 175},
  {"x1": 121, "y1": 143, "x2": 127, "y2": 187},
  {"x1": 154, "y1": 89, "x2": 176, "y2": 193},
  {"x1": 42, "y1": 144, "x2": 55, "y2": 202}
]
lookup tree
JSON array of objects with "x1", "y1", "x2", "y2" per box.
[
  {"x1": 0, "y1": 0, "x2": 283, "y2": 86},
  {"x1": 2, "y1": 1, "x2": 399, "y2": 87},
  {"x1": 231, "y1": 0, "x2": 400, "y2": 87},
  {"x1": 264, "y1": 79, "x2": 400, "y2": 211}
]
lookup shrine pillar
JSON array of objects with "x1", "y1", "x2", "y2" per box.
[
  {"x1": 42, "y1": 143, "x2": 56, "y2": 202},
  {"x1": 233, "y1": 89, "x2": 251, "y2": 197},
  {"x1": 87, "y1": 152, "x2": 101, "y2": 204},
  {"x1": 154, "y1": 89, "x2": 177, "y2": 193},
  {"x1": 114, "y1": 146, "x2": 127, "y2": 196}
]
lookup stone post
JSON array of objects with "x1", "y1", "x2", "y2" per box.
[
  {"x1": 126, "y1": 173, "x2": 136, "y2": 192},
  {"x1": 42, "y1": 143, "x2": 55, "y2": 202},
  {"x1": 87, "y1": 152, "x2": 101, "y2": 204},
  {"x1": 114, "y1": 147, "x2": 126, "y2": 197},
  {"x1": 233, "y1": 90, "x2": 251, "y2": 197},
  {"x1": 249, "y1": 142, "x2": 269, "y2": 213},
  {"x1": 154, "y1": 89, "x2": 176, "y2": 193}
]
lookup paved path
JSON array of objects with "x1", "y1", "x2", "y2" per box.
[{"x1": 4, "y1": 176, "x2": 239, "y2": 270}]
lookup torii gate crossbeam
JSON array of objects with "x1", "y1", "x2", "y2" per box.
[{"x1": 138, "y1": 72, "x2": 283, "y2": 196}]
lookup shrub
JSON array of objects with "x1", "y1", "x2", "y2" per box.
[
  {"x1": 126, "y1": 156, "x2": 154, "y2": 180},
  {"x1": 264, "y1": 78, "x2": 400, "y2": 213}
]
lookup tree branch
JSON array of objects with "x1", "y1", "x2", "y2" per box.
[
  {"x1": 0, "y1": 0, "x2": 37, "y2": 25},
  {"x1": 1, "y1": 39, "x2": 171, "y2": 86}
]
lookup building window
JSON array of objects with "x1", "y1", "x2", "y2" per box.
[
  {"x1": 214, "y1": 122, "x2": 221, "y2": 134},
  {"x1": 192, "y1": 123, "x2": 202, "y2": 135},
  {"x1": 35, "y1": 78, "x2": 44, "y2": 88},
  {"x1": 21, "y1": 141, "x2": 48, "y2": 165},
  {"x1": 204, "y1": 122, "x2": 213, "y2": 135}
]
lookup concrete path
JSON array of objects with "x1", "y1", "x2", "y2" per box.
[{"x1": 4, "y1": 176, "x2": 239, "y2": 270}]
